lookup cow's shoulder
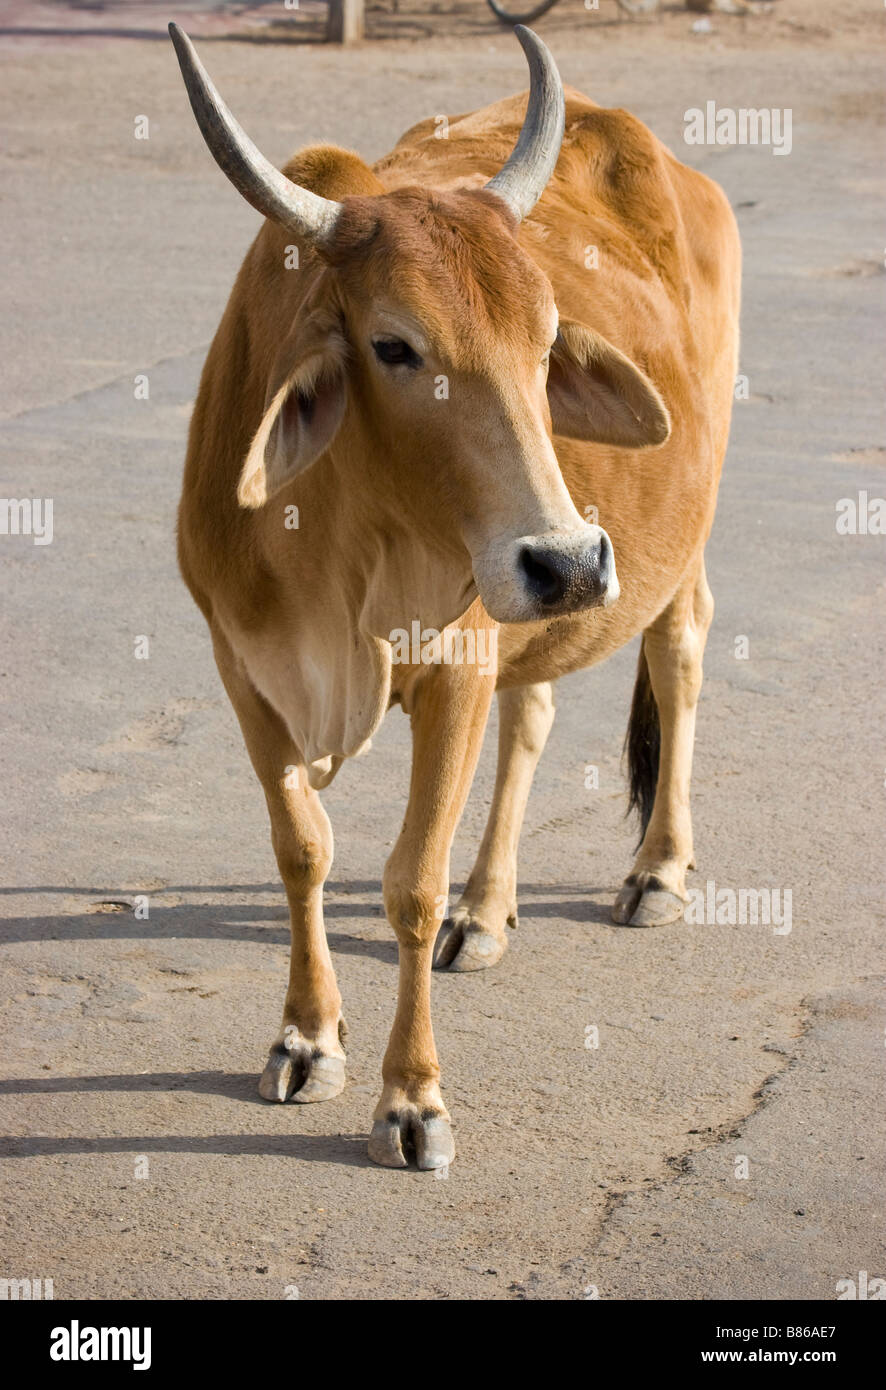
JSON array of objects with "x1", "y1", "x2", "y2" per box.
[
  {"x1": 542, "y1": 92, "x2": 738, "y2": 311},
  {"x1": 376, "y1": 87, "x2": 736, "y2": 309},
  {"x1": 374, "y1": 92, "x2": 550, "y2": 189}
]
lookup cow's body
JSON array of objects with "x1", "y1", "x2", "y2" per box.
[{"x1": 174, "y1": 27, "x2": 740, "y2": 1169}]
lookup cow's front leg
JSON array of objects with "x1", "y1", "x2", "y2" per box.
[
  {"x1": 258, "y1": 780, "x2": 346, "y2": 1105},
  {"x1": 368, "y1": 660, "x2": 494, "y2": 1169},
  {"x1": 213, "y1": 630, "x2": 346, "y2": 1103},
  {"x1": 614, "y1": 561, "x2": 714, "y2": 927},
  {"x1": 436, "y1": 681, "x2": 555, "y2": 971}
]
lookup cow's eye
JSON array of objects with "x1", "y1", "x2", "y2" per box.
[{"x1": 372, "y1": 338, "x2": 423, "y2": 369}]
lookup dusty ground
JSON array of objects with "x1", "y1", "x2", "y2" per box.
[{"x1": 1, "y1": 0, "x2": 884, "y2": 1299}]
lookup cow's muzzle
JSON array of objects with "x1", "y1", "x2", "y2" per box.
[
  {"x1": 518, "y1": 530, "x2": 616, "y2": 614},
  {"x1": 474, "y1": 524, "x2": 619, "y2": 623}
]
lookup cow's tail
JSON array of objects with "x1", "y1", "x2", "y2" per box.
[{"x1": 625, "y1": 641, "x2": 660, "y2": 847}]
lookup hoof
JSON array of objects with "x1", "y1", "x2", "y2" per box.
[
  {"x1": 368, "y1": 1109, "x2": 454, "y2": 1171},
  {"x1": 612, "y1": 880, "x2": 686, "y2": 928},
  {"x1": 258, "y1": 1027, "x2": 346, "y2": 1103},
  {"x1": 433, "y1": 917, "x2": 508, "y2": 972}
]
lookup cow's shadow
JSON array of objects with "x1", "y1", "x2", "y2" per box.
[
  {"x1": 1, "y1": 881, "x2": 615, "y2": 1169},
  {"x1": 0, "y1": 882, "x2": 392, "y2": 959},
  {"x1": 0, "y1": 880, "x2": 615, "y2": 953},
  {"x1": 0, "y1": 1130, "x2": 373, "y2": 1167},
  {"x1": 0, "y1": 1069, "x2": 273, "y2": 1104}
]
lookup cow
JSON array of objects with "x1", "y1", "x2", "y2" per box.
[{"x1": 169, "y1": 22, "x2": 740, "y2": 1170}]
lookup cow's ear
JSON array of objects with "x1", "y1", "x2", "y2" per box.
[
  {"x1": 547, "y1": 320, "x2": 671, "y2": 449},
  {"x1": 238, "y1": 350, "x2": 346, "y2": 508}
]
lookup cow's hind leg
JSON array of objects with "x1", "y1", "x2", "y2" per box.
[
  {"x1": 212, "y1": 629, "x2": 346, "y2": 1103},
  {"x1": 613, "y1": 561, "x2": 714, "y2": 927},
  {"x1": 435, "y1": 681, "x2": 555, "y2": 972},
  {"x1": 369, "y1": 661, "x2": 494, "y2": 1169}
]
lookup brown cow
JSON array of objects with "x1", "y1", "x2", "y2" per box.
[{"x1": 170, "y1": 23, "x2": 740, "y2": 1169}]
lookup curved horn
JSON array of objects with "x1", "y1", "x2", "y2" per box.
[
  {"x1": 484, "y1": 25, "x2": 566, "y2": 222},
  {"x1": 168, "y1": 23, "x2": 341, "y2": 244}
]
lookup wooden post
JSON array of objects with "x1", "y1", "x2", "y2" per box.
[{"x1": 327, "y1": 0, "x2": 364, "y2": 43}]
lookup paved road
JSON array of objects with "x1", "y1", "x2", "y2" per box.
[{"x1": 1, "y1": 6, "x2": 884, "y2": 1299}]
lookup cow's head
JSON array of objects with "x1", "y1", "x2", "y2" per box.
[{"x1": 171, "y1": 24, "x2": 670, "y2": 624}]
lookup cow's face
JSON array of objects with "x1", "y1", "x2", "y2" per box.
[{"x1": 239, "y1": 188, "x2": 670, "y2": 624}]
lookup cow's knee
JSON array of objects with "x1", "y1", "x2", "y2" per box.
[
  {"x1": 383, "y1": 879, "x2": 442, "y2": 948},
  {"x1": 272, "y1": 824, "x2": 332, "y2": 895}
]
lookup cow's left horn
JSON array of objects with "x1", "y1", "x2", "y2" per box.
[
  {"x1": 169, "y1": 23, "x2": 342, "y2": 244},
  {"x1": 484, "y1": 25, "x2": 566, "y2": 222}
]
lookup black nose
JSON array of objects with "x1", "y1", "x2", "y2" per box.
[{"x1": 518, "y1": 534, "x2": 613, "y2": 612}]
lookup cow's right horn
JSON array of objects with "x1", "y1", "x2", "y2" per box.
[
  {"x1": 484, "y1": 25, "x2": 566, "y2": 222},
  {"x1": 169, "y1": 23, "x2": 342, "y2": 244}
]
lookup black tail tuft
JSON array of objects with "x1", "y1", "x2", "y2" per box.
[{"x1": 625, "y1": 642, "x2": 660, "y2": 848}]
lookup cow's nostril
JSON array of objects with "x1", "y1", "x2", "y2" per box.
[{"x1": 519, "y1": 545, "x2": 569, "y2": 607}]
